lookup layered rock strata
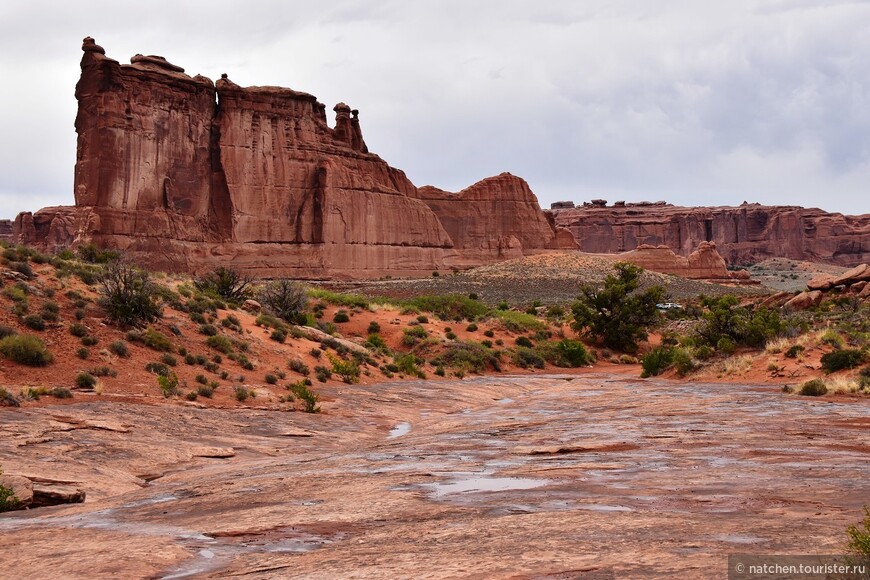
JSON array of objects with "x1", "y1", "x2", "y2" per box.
[
  {"x1": 550, "y1": 202, "x2": 870, "y2": 267},
  {"x1": 12, "y1": 39, "x2": 565, "y2": 278},
  {"x1": 619, "y1": 242, "x2": 753, "y2": 283}
]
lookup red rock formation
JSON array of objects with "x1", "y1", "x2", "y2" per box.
[
  {"x1": 550, "y1": 202, "x2": 870, "y2": 267},
  {"x1": 618, "y1": 242, "x2": 753, "y2": 282},
  {"x1": 13, "y1": 39, "x2": 568, "y2": 278},
  {"x1": 418, "y1": 173, "x2": 578, "y2": 266},
  {"x1": 0, "y1": 219, "x2": 12, "y2": 243}
]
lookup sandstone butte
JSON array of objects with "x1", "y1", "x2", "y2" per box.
[
  {"x1": 549, "y1": 200, "x2": 870, "y2": 268},
  {"x1": 10, "y1": 38, "x2": 575, "y2": 279}
]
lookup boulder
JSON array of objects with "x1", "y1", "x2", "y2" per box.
[
  {"x1": 784, "y1": 291, "x2": 823, "y2": 311},
  {"x1": 241, "y1": 299, "x2": 261, "y2": 313},
  {"x1": 830, "y1": 263, "x2": 870, "y2": 287},
  {"x1": 30, "y1": 484, "x2": 86, "y2": 507},
  {"x1": 807, "y1": 275, "x2": 836, "y2": 291},
  {"x1": 0, "y1": 474, "x2": 34, "y2": 509},
  {"x1": 860, "y1": 284, "x2": 870, "y2": 299}
]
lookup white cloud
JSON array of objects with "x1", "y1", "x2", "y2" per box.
[{"x1": 0, "y1": 0, "x2": 868, "y2": 217}]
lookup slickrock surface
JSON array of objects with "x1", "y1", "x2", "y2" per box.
[
  {"x1": 550, "y1": 202, "x2": 870, "y2": 267},
  {"x1": 1, "y1": 374, "x2": 866, "y2": 578},
  {"x1": 12, "y1": 38, "x2": 564, "y2": 279}
]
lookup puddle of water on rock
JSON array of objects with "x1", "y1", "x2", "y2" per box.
[
  {"x1": 388, "y1": 422, "x2": 412, "y2": 438},
  {"x1": 425, "y1": 475, "x2": 550, "y2": 498},
  {"x1": 497, "y1": 398, "x2": 514, "y2": 404}
]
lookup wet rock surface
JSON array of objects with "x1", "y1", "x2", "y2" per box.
[{"x1": 0, "y1": 374, "x2": 867, "y2": 578}]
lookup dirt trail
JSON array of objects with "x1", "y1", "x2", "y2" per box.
[{"x1": 1, "y1": 374, "x2": 868, "y2": 578}]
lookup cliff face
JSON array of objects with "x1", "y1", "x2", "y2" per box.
[
  {"x1": 12, "y1": 38, "x2": 567, "y2": 278},
  {"x1": 418, "y1": 173, "x2": 577, "y2": 265},
  {"x1": 550, "y1": 203, "x2": 870, "y2": 267}
]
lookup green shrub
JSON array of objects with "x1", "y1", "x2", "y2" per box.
[
  {"x1": 10, "y1": 261, "x2": 34, "y2": 279},
  {"x1": 393, "y1": 353, "x2": 426, "y2": 379},
  {"x1": 270, "y1": 328, "x2": 287, "y2": 343},
  {"x1": 141, "y1": 328, "x2": 172, "y2": 352},
  {"x1": 416, "y1": 315, "x2": 429, "y2": 324},
  {"x1": 329, "y1": 354, "x2": 360, "y2": 384},
  {"x1": 483, "y1": 329, "x2": 495, "y2": 338},
  {"x1": 100, "y1": 261, "x2": 162, "y2": 327},
  {"x1": 157, "y1": 372, "x2": 179, "y2": 398},
  {"x1": 466, "y1": 323, "x2": 478, "y2": 332},
  {"x1": 672, "y1": 348, "x2": 696, "y2": 377},
  {"x1": 314, "y1": 365, "x2": 332, "y2": 382},
  {"x1": 641, "y1": 347, "x2": 675, "y2": 378},
  {"x1": 432, "y1": 341, "x2": 500, "y2": 374},
  {"x1": 402, "y1": 325, "x2": 429, "y2": 347},
  {"x1": 548, "y1": 339, "x2": 591, "y2": 367},
  {"x1": 107, "y1": 340, "x2": 129, "y2": 358},
  {"x1": 160, "y1": 353, "x2": 177, "y2": 367},
  {"x1": 265, "y1": 373, "x2": 278, "y2": 385},
  {"x1": 404, "y1": 294, "x2": 489, "y2": 322},
  {"x1": 189, "y1": 312, "x2": 207, "y2": 324},
  {"x1": 145, "y1": 362, "x2": 170, "y2": 377},
  {"x1": 333, "y1": 310, "x2": 350, "y2": 323},
  {"x1": 288, "y1": 358, "x2": 310, "y2": 376},
  {"x1": 698, "y1": 295, "x2": 786, "y2": 349},
  {"x1": 198, "y1": 324, "x2": 218, "y2": 336},
  {"x1": 445, "y1": 331, "x2": 457, "y2": 340},
  {"x1": 0, "y1": 466, "x2": 19, "y2": 511},
  {"x1": 493, "y1": 310, "x2": 547, "y2": 333},
  {"x1": 570, "y1": 263, "x2": 664, "y2": 353},
  {"x1": 88, "y1": 366, "x2": 116, "y2": 377},
  {"x1": 515, "y1": 336, "x2": 534, "y2": 348},
  {"x1": 75, "y1": 373, "x2": 97, "y2": 389},
  {"x1": 49, "y1": 387, "x2": 73, "y2": 399},
  {"x1": 365, "y1": 333, "x2": 388, "y2": 351},
  {"x1": 77, "y1": 347, "x2": 89, "y2": 359},
  {"x1": 846, "y1": 506, "x2": 870, "y2": 562},
  {"x1": 784, "y1": 344, "x2": 805, "y2": 359},
  {"x1": 69, "y1": 323, "x2": 88, "y2": 338},
  {"x1": 206, "y1": 335, "x2": 234, "y2": 354},
  {"x1": 22, "y1": 314, "x2": 45, "y2": 331},
  {"x1": 0, "y1": 334, "x2": 53, "y2": 366},
  {"x1": 511, "y1": 347, "x2": 545, "y2": 369},
  {"x1": 799, "y1": 379, "x2": 828, "y2": 396},
  {"x1": 233, "y1": 386, "x2": 251, "y2": 402},
  {"x1": 367, "y1": 321, "x2": 381, "y2": 334},
  {"x1": 821, "y1": 349, "x2": 867, "y2": 373},
  {"x1": 0, "y1": 325, "x2": 16, "y2": 340},
  {"x1": 81, "y1": 336, "x2": 98, "y2": 346},
  {"x1": 716, "y1": 337, "x2": 736, "y2": 355},
  {"x1": 196, "y1": 384, "x2": 215, "y2": 398},
  {"x1": 288, "y1": 381, "x2": 320, "y2": 412},
  {"x1": 310, "y1": 348, "x2": 322, "y2": 359}
]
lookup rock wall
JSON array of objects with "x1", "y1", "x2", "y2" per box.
[
  {"x1": 550, "y1": 202, "x2": 870, "y2": 267},
  {"x1": 13, "y1": 38, "x2": 568, "y2": 279},
  {"x1": 0, "y1": 219, "x2": 12, "y2": 243},
  {"x1": 418, "y1": 173, "x2": 578, "y2": 266}
]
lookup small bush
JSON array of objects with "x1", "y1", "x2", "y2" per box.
[
  {"x1": 69, "y1": 323, "x2": 88, "y2": 338},
  {"x1": 799, "y1": 379, "x2": 828, "y2": 396},
  {"x1": 821, "y1": 349, "x2": 867, "y2": 374},
  {"x1": 259, "y1": 280, "x2": 308, "y2": 322},
  {"x1": 196, "y1": 384, "x2": 215, "y2": 398},
  {"x1": 716, "y1": 337, "x2": 736, "y2": 355},
  {"x1": 198, "y1": 324, "x2": 218, "y2": 336},
  {"x1": 194, "y1": 267, "x2": 253, "y2": 303},
  {"x1": 76, "y1": 347, "x2": 89, "y2": 359},
  {"x1": 74, "y1": 308, "x2": 86, "y2": 320},
  {"x1": 846, "y1": 505, "x2": 870, "y2": 562},
  {"x1": 100, "y1": 261, "x2": 162, "y2": 327},
  {"x1": 157, "y1": 372, "x2": 179, "y2": 398},
  {"x1": 329, "y1": 354, "x2": 360, "y2": 384},
  {"x1": 466, "y1": 323, "x2": 478, "y2": 332},
  {"x1": 109, "y1": 340, "x2": 129, "y2": 358},
  {"x1": 265, "y1": 373, "x2": 278, "y2": 385},
  {"x1": 288, "y1": 358, "x2": 310, "y2": 376},
  {"x1": 288, "y1": 381, "x2": 320, "y2": 412},
  {"x1": 233, "y1": 386, "x2": 251, "y2": 402},
  {"x1": 81, "y1": 336, "x2": 98, "y2": 346},
  {"x1": 206, "y1": 335, "x2": 234, "y2": 354},
  {"x1": 88, "y1": 366, "x2": 116, "y2": 377},
  {"x1": 672, "y1": 348, "x2": 696, "y2": 377},
  {"x1": 402, "y1": 326, "x2": 429, "y2": 347},
  {"x1": 0, "y1": 334, "x2": 53, "y2": 366},
  {"x1": 270, "y1": 328, "x2": 287, "y2": 343},
  {"x1": 22, "y1": 315, "x2": 45, "y2": 331},
  {"x1": 49, "y1": 387, "x2": 73, "y2": 399},
  {"x1": 145, "y1": 362, "x2": 170, "y2": 377},
  {"x1": 75, "y1": 373, "x2": 97, "y2": 389},
  {"x1": 445, "y1": 331, "x2": 457, "y2": 340},
  {"x1": 515, "y1": 336, "x2": 534, "y2": 348},
  {"x1": 141, "y1": 328, "x2": 173, "y2": 352},
  {"x1": 511, "y1": 347, "x2": 545, "y2": 369},
  {"x1": 784, "y1": 344, "x2": 805, "y2": 359},
  {"x1": 160, "y1": 353, "x2": 177, "y2": 367},
  {"x1": 367, "y1": 321, "x2": 381, "y2": 334},
  {"x1": 333, "y1": 310, "x2": 350, "y2": 323},
  {"x1": 0, "y1": 325, "x2": 16, "y2": 340},
  {"x1": 314, "y1": 365, "x2": 332, "y2": 382},
  {"x1": 310, "y1": 348, "x2": 322, "y2": 359},
  {"x1": 641, "y1": 347, "x2": 675, "y2": 378},
  {"x1": 189, "y1": 312, "x2": 207, "y2": 324},
  {"x1": 483, "y1": 329, "x2": 494, "y2": 338}
]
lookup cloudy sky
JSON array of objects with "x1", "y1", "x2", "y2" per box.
[{"x1": 1, "y1": 0, "x2": 869, "y2": 217}]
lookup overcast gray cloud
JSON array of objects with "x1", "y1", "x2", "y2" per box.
[{"x1": 1, "y1": 0, "x2": 869, "y2": 217}]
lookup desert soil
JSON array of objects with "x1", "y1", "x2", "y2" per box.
[{"x1": 1, "y1": 373, "x2": 867, "y2": 579}]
